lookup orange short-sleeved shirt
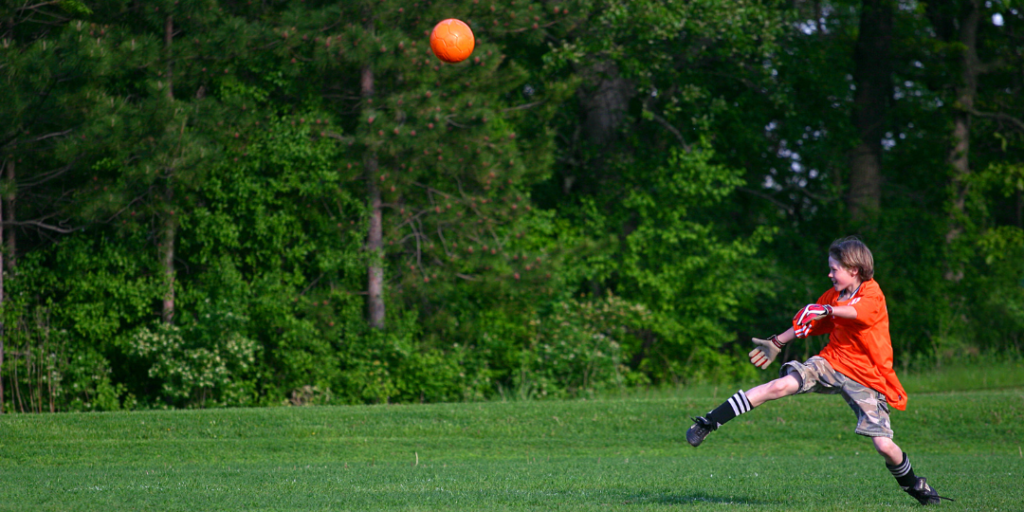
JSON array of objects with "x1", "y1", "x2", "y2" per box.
[{"x1": 806, "y1": 279, "x2": 908, "y2": 411}]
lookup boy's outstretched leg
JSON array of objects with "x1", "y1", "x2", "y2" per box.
[
  {"x1": 875, "y1": 437, "x2": 952, "y2": 506},
  {"x1": 686, "y1": 374, "x2": 800, "y2": 447}
]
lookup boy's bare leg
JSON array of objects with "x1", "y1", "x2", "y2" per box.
[
  {"x1": 686, "y1": 374, "x2": 801, "y2": 447},
  {"x1": 873, "y1": 436, "x2": 903, "y2": 466},
  {"x1": 744, "y1": 374, "x2": 801, "y2": 407},
  {"x1": 878, "y1": 436, "x2": 947, "y2": 504}
]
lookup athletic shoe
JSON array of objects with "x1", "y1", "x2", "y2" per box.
[
  {"x1": 686, "y1": 416, "x2": 716, "y2": 447},
  {"x1": 904, "y1": 477, "x2": 953, "y2": 505}
]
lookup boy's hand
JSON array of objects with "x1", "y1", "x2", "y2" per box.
[
  {"x1": 792, "y1": 304, "x2": 833, "y2": 338},
  {"x1": 749, "y1": 335, "x2": 784, "y2": 369}
]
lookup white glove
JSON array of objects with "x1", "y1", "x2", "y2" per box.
[{"x1": 749, "y1": 335, "x2": 784, "y2": 370}]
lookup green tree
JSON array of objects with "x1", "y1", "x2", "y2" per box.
[
  {"x1": 0, "y1": 0, "x2": 118, "y2": 412},
  {"x1": 534, "y1": 0, "x2": 786, "y2": 382}
]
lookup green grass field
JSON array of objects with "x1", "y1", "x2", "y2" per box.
[{"x1": 2, "y1": 363, "x2": 1023, "y2": 511}]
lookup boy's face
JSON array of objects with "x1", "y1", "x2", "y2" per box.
[{"x1": 828, "y1": 257, "x2": 860, "y2": 293}]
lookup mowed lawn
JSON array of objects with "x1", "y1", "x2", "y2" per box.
[{"x1": 1, "y1": 369, "x2": 1022, "y2": 511}]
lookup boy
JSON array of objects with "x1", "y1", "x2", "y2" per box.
[{"x1": 685, "y1": 237, "x2": 951, "y2": 506}]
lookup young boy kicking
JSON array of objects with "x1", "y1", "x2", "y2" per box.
[{"x1": 686, "y1": 237, "x2": 951, "y2": 506}]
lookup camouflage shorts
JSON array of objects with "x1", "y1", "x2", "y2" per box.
[{"x1": 780, "y1": 356, "x2": 893, "y2": 438}]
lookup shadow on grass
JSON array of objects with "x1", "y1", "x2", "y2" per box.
[{"x1": 620, "y1": 491, "x2": 763, "y2": 506}]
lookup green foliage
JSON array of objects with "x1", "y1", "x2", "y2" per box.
[
  {"x1": 2, "y1": 0, "x2": 1023, "y2": 412},
  {"x1": 0, "y1": 235, "x2": 154, "y2": 413},
  {"x1": 128, "y1": 319, "x2": 258, "y2": 408},
  {"x1": 333, "y1": 314, "x2": 470, "y2": 405},
  {"x1": 516, "y1": 294, "x2": 633, "y2": 399},
  {"x1": 542, "y1": 142, "x2": 774, "y2": 384}
]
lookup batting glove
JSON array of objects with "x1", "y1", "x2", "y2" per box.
[
  {"x1": 792, "y1": 304, "x2": 833, "y2": 338},
  {"x1": 749, "y1": 335, "x2": 785, "y2": 369}
]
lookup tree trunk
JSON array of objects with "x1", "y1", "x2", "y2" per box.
[
  {"x1": 161, "y1": 191, "x2": 177, "y2": 324},
  {"x1": 0, "y1": 160, "x2": 5, "y2": 414},
  {"x1": 362, "y1": 65, "x2": 385, "y2": 329},
  {"x1": 1016, "y1": 189, "x2": 1022, "y2": 229},
  {"x1": 160, "y1": 15, "x2": 176, "y2": 324},
  {"x1": 847, "y1": 0, "x2": 893, "y2": 221},
  {"x1": 946, "y1": 1, "x2": 979, "y2": 244},
  {"x1": 578, "y1": 61, "x2": 633, "y2": 148},
  {"x1": 5, "y1": 157, "x2": 14, "y2": 272},
  {"x1": 557, "y1": 60, "x2": 634, "y2": 199},
  {"x1": 577, "y1": 60, "x2": 635, "y2": 254},
  {"x1": 929, "y1": 0, "x2": 980, "y2": 282},
  {"x1": 164, "y1": 15, "x2": 174, "y2": 100}
]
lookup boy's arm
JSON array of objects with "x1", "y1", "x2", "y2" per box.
[
  {"x1": 776, "y1": 326, "x2": 798, "y2": 344},
  {"x1": 749, "y1": 327, "x2": 797, "y2": 369},
  {"x1": 796, "y1": 304, "x2": 857, "y2": 328},
  {"x1": 828, "y1": 305, "x2": 858, "y2": 320}
]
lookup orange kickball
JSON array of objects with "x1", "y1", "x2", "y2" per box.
[{"x1": 430, "y1": 19, "x2": 475, "y2": 63}]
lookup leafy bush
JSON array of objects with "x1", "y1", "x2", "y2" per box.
[
  {"x1": 129, "y1": 313, "x2": 258, "y2": 408},
  {"x1": 516, "y1": 294, "x2": 648, "y2": 399}
]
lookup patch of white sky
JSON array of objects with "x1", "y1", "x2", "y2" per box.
[
  {"x1": 796, "y1": 20, "x2": 819, "y2": 35},
  {"x1": 894, "y1": 79, "x2": 925, "y2": 100},
  {"x1": 802, "y1": 1, "x2": 1007, "y2": 32},
  {"x1": 898, "y1": 0, "x2": 919, "y2": 12},
  {"x1": 893, "y1": 75, "x2": 944, "y2": 110},
  {"x1": 765, "y1": 0, "x2": 964, "y2": 190},
  {"x1": 795, "y1": 6, "x2": 830, "y2": 36},
  {"x1": 762, "y1": 117, "x2": 921, "y2": 189},
  {"x1": 762, "y1": 121, "x2": 824, "y2": 189},
  {"x1": 987, "y1": 0, "x2": 1018, "y2": 26}
]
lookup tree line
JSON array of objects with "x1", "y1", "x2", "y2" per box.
[{"x1": 1, "y1": 0, "x2": 1021, "y2": 412}]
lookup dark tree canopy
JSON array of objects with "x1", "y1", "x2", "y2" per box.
[{"x1": 0, "y1": 0, "x2": 1021, "y2": 411}]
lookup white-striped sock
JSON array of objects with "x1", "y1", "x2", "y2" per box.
[
  {"x1": 888, "y1": 456, "x2": 912, "y2": 478},
  {"x1": 707, "y1": 390, "x2": 754, "y2": 428},
  {"x1": 726, "y1": 390, "x2": 753, "y2": 418},
  {"x1": 886, "y1": 453, "x2": 918, "y2": 489}
]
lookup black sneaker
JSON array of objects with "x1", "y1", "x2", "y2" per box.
[
  {"x1": 686, "y1": 416, "x2": 716, "y2": 447},
  {"x1": 904, "y1": 477, "x2": 954, "y2": 505}
]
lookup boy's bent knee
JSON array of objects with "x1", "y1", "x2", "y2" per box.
[
  {"x1": 872, "y1": 436, "x2": 902, "y2": 464},
  {"x1": 770, "y1": 375, "x2": 800, "y2": 395},
  {"x1": 746, "y1": 374, "x2": 801, "y2": 407},
  {"x1": 874, "y1": 436, "x2": 898, "y2": 450}
]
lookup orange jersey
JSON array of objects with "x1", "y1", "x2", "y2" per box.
[{"x1": 806, "y1": 279, "x2": 908, "y2": 411}]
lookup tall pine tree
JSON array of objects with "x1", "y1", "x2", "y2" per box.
[{"x1": 255, "y1": 0, "x2": 568, "y2": 329}]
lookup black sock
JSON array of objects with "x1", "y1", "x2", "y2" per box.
[
  {"x1": 705, "y1": 390, "x2": 753, "y2": 428},
  {"x1": 886, "y1": 452, "x2": 918, "y2": 489}
]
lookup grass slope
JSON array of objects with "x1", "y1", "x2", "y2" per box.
[{"x1": 1, "y1": 378, "x2": 1022, "y2": 510}]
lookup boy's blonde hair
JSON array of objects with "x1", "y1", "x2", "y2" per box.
[{"x1": 829, "y1": 236, "x2": 874, "y2": 281}]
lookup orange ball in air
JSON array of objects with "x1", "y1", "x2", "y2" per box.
[{"x1": 430, "y1": 19, "x2": 475, "y2": 63}]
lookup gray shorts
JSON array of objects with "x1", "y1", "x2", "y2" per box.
[{"x1": 780, "y1": 356, "x2": 893, "y2": 438}]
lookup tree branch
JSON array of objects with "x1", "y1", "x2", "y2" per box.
[
  {"x1": 643, "y1": 93, "x2": 692, "y2": 152},
  {"x1": 967, "y1": 107, "x2": 1024, "y2": 132},
  {"x1": 501, "y1": 100, "x2": 546, "y2": 113},
  {"x1": 977, "y1": 58, "x2": 1005, "y2": 75},
  {"x1": 3, "y1": 220, "x2": 75, "y2": 233},
  {"x1": 16, "y1": 1, "x2": 62, "y2": 13},
  {"x1": 18, "y1": 160, "x2": 76, "y2": 188},
  {"x1": 321, "y1": 131, "x2": 355, "y2": 144},
  {"x1": 0, "y1": 78, "x2": 60, "y2": 150},
  {"x1": 644, "y1": 109, "x2": 691, "y2": 152},
  {"x1": 738, "y1": 187, "x2": 795, "y2": 215},
  {"x1": 506, "y1": 20, "x2": 559, "y2": 34},
  {"x1": 26, "y1": 129, "x2": 73, "y2": 144}
]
